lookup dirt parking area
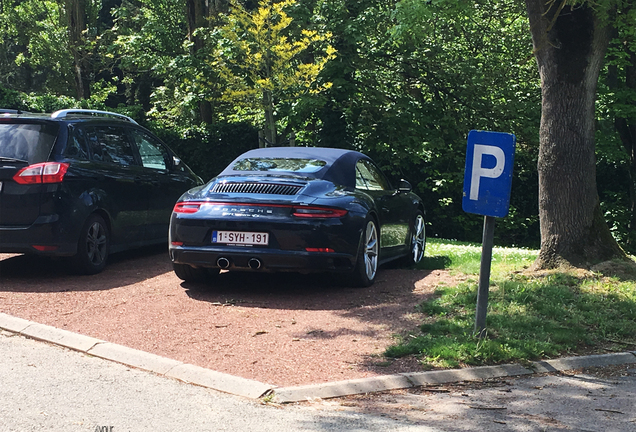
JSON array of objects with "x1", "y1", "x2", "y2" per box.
[{"x1": 0, "y1": 247, "x2": 456, "y2": 387}]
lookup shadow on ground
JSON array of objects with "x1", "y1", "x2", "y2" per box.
[{"x1": 0, "y1": 245, "x2": 171, "y2": 292}]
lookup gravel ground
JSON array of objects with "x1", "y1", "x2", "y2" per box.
[{"x1": 0, "y1": 247, "x2": 456, "y2": 387}]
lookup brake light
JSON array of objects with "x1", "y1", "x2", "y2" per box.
[
  {"x1": 173, "y1": 202, "x2": 202, "y2": 213},
  {"x1": 13, "y1": 162, "x2": 69, "y2": 184},
  {"x1": 305, "y1": 247, "x2": 335, "y2": 253},
  {"x1": 172, "y1": 201, "x2": 347, "y2": 218},
  {"x1": 292, "y1": 206, "x2": 348, "y2": 218},
  {"x1": 32, "y1": 245, "x2": 59, "y2": 251}
]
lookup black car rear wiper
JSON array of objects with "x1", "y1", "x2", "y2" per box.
[{"x1": 0, "y1": 156, "x2": 28, "y2": 163}]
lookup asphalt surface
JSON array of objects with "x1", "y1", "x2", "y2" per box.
[
  {"x1": 2, "y1": 327, "x2": 636, "y2": 431},
  {"x1": 0, "y1": 331, "x2": 433, "y2": 432}
]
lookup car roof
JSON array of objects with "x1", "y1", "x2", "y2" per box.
[
  {"x1": 0, "y1": 109, "x2": 138, "y2": 124},
  {"x1": 219, "y1": 147, "x2": 372, "y2": 188}
]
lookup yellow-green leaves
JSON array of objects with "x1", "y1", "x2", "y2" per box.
[{"x1": 212, "y1": 0, "x2": 336, "y2": 133}]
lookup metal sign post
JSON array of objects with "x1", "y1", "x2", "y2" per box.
[
  {"x1": 475, "y1": 215, "x2": 496, "y2": 338},
  {"x1": 462, "y1": 130, "x2": 516, "y2": 338}
]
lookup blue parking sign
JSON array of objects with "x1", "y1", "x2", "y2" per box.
[{"x1": 462, "y1": 130, "x2": 516, "y2": 218}]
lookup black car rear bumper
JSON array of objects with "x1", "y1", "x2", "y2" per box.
[
  {"x1": 0, "y1": 224, "x2": 78, "y2": 256},
  {"x1": 170, "y1": 245, "x2": 357, "y2": 273},
  {"x1": 0, "y1": 209, "x2": 84, "y2": 256}
]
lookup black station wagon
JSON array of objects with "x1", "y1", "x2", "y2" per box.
[{"x1": 0, "y1": 109, "x2": 202, "y2": 274}]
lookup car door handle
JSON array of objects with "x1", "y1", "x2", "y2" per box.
[{"x1": 382, "y1": 207, "x2": 390, "y2": 214}]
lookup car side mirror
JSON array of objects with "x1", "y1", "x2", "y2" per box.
[
  {"x1": 173, "y1": 156, "x2": 182, "y2": 169},
  {"x1": 397, "y1": 179, "x2": 412, "y2": 193}
]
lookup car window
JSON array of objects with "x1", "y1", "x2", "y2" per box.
[
  {"x1": 355, "y1": 160, "x2": 391, "y2": 191},
  {"x1": 233, "y1": 158, "x2": 326, "y2": 173},
  {"x1": 129, "y1": 129, "x2": 169, "y2": 170},
  {"x1": 84, "y1": 126, "x2": 137, "y2": 166},
  {"x1": 0, "y1": 123, "x2": 58, "y2": 163},
  {"x1": 355, "y1": 165, "x2": 368, "y2": 189},
  {"x1": 65, "y1": 126, "x2": 90, "y2": 160}
]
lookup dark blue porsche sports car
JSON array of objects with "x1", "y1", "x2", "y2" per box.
[{"x1": 168, "y1": 147, "x2": 426, "y2": 287}]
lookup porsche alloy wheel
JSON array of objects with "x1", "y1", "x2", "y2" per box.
[
  {"x1": 349, "y1": 218, "x2": 379, "y2": 287},
  {"x1": 411, "y1": 213, "x2": 426, "y2": 264}
]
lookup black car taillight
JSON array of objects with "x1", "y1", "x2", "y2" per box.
[{"x1": 12, "y1": 162, "x2": 70, "y2": 184}]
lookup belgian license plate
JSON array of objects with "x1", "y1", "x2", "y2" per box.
[{"x1": 212, "y1": 230, "x2": 269, "y2": 246}]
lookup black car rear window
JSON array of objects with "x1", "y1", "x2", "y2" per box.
[
  {"x1": 232, "y1": 158, "x2": 326, "y2": 173},
  {"x1": 0, "y1": 123, "x2": 58, "y2": 163}
]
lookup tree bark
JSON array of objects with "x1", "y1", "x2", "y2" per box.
[
  {"x1": 185, "y1": 0, "x2": 229, "y2": 124},
  {"x1": 263, "y1": 89, "x2": 277, "y2": 146},
  {"x1": 66, "y1": 0, "x2": 91, "y2": 99},
  {"x1": 525, "y1": 0, "x2": 626, "y2": 268}
]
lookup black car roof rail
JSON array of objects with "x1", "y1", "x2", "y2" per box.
[{"x1": 51, "y1": 109, "x2": 138, "y2": 124}]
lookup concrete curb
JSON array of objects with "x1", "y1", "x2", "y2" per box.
[
  {"x1": 272, "y1": 354, "x2": 636, "y2": 403},
  {"x1": 88, "y1": 342, "x2": 183, "y2": 375},
  {"x1": 1, "y1": 313, "x2": 635, "y2": 403},
  {"x1": 0, "y1": 313, "x2": 276, "y2": 399},
  {"x1": 529, "y1": 352, "x2": 636, "y2": 374},
  {"x1": 166, "y1": 363, "x2": 273, "y2": 399}
]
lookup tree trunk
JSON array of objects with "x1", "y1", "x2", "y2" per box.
[
  {"x1": 65, "y1": 0, "x2": 91, "y2": 99},
  {"x1": 525, "y1": 0, "x2": 625, "y2": 268},
  {"x1": 263, "y1": 89, "x2": 277, "y2": 146},
  {"x1": 185, "y1": 0, "x2": 229, "y2": 124}
]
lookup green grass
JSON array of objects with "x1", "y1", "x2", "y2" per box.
[
  {"x1": 386, "y1": 238, "x2": 636, "y2": 369},
  {"x1": 418, "y1": 238, "x2": 538, "y2": 277}
]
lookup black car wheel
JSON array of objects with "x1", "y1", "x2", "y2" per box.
[
  {"x1": 72, "y1": 214, "x2": 109, "y2": 275},
  {"x1": 173, "y1": 263, "x2": 220, "y2": 283},
  {"x1": 405, "y1": 212, "x2": 426, "y2": 265},
  {"x1": 349, "y1": 217, "x2": 379, "y2": 287}
]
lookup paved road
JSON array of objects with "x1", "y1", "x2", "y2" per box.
[
  {"x1": 2, "y1": 330, "x2": 636, "y2": 432},
  {"x1": 0, "y1": 331, "x2": 434, "y2": 432}
]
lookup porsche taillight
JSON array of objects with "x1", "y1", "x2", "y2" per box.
[
  {"x1": 173, "y1": 202, "x2": 203, "y2": 214},
  {"x1": 292, "y1": 206, "x2": 348, "y2": 218},
  {"x1": 13, "y1": 162, "x2": 69, "y2": 184}
]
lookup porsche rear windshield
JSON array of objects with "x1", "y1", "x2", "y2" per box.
[{"x1": 233, "y1": 157, "x2": 327, "y2": 173}]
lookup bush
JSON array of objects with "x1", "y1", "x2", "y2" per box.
[
  {"x1": 149, "y1": 122, "x2": 259, "y2": 181},
  {"x1": 0, "y1": 86, "x2": 27, "y2": 110}
]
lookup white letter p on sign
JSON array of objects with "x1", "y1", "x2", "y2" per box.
[{"x1": 470, "y1": 144, "x2": 505, "y2": 200}]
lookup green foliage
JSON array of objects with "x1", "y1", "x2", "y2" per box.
[
  {"x1": 311, "y1": 0, "x2": 541, "y2": 244},
  {"x1": 0, "y1": 85, "x2": 98, "y2": 113},
  {"x1": 0, "y1": 87, "x2": 26, "y2": 111},
  {"x1": 387, "y1": 240, "x2": 636, "y2": 367},
  {"x1": 109, "y1": 0, "x2": 190, "y2": 115},
  {"x1": 1, "y1": 0, "x2": 635, "y2": 254},
  {"x1": 150, "y1": 122, "x2": 259, "y2": 181},
  {"x1": 596, "y1": 2, "x2": 636, "y2": 252},
  {"x1": 0, "y1": 0, "x2": 71, "y2": 95},
  {"x1": 208, "y1": 0, "x2": 336, "y2": 142}
]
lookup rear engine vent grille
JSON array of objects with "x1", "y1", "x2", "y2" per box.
[{"x1": 211, "y1": 182, "x2": 302, "y2": 196}]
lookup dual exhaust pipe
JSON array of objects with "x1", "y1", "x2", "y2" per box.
[{"x1": 216, "y1": 257, "x2": 262, "y2": 270}]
